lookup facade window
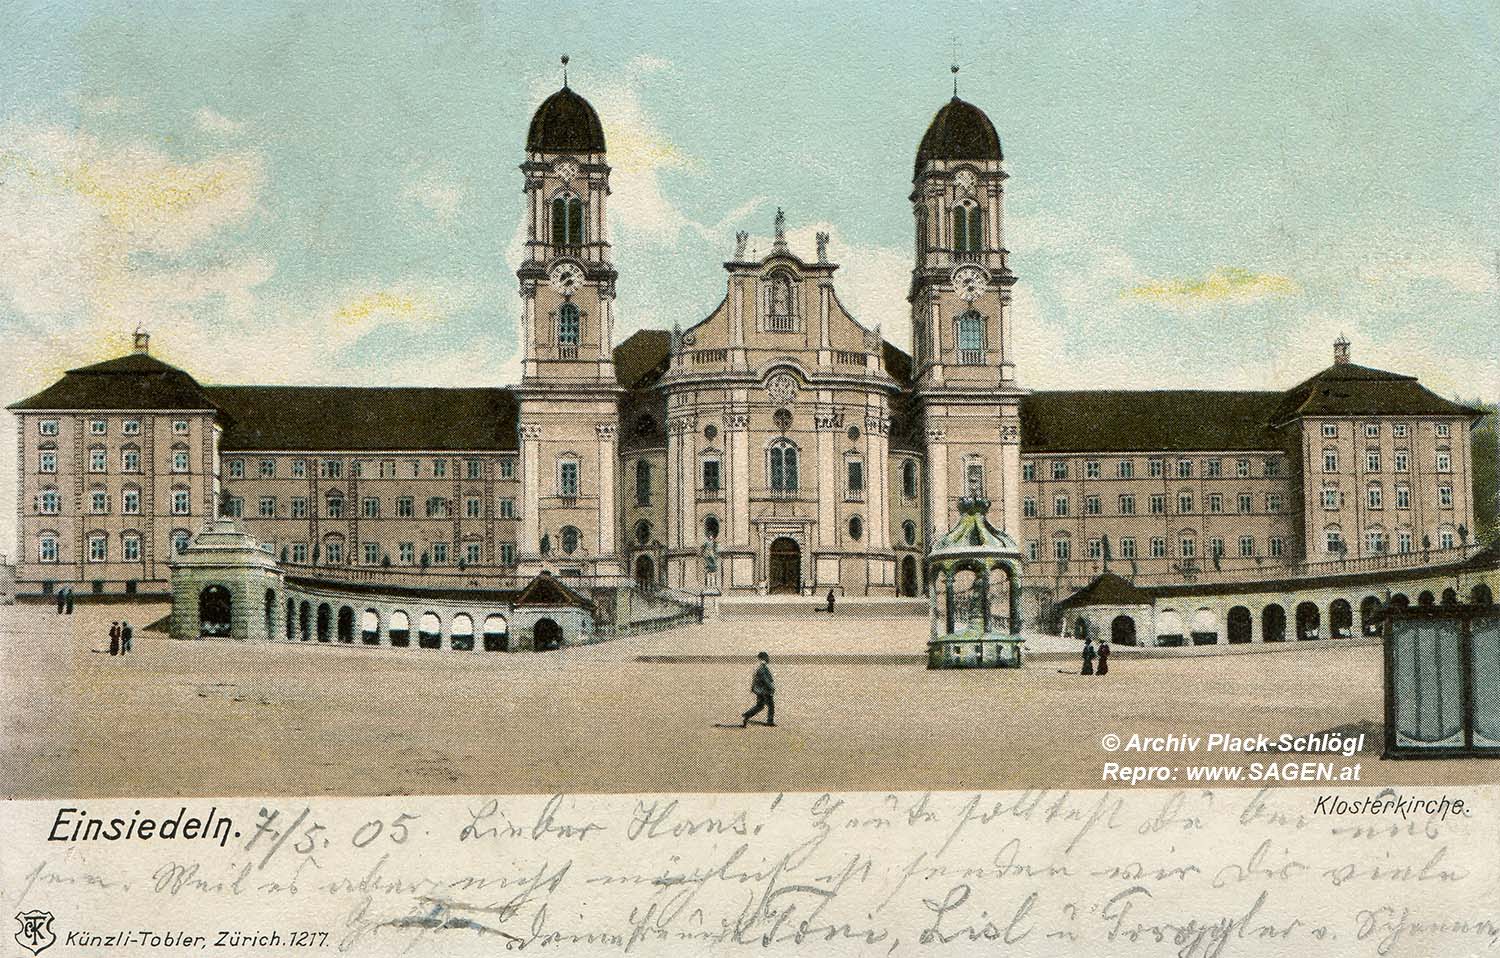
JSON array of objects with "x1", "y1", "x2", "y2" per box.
[
  {"x1": 1239, "y1": 536, "x2": 1255, "y2": 558},
  {"x1": 769, "y1": 442, "x2": 799, "y2": 493},
  {"x1": 89, "y1": 447, "x2": 107, "y2": 473},
  {"x1": 427, "y1": 541, "x2": 445, "y2": 564},
  {"x1": 326, "y1": 541, "x2": 344, "y2": 564},
  {"x1": 634, "y1": 520, "x2": 653, "y2": 545},
  {"x1": 1264, "y1": 459, "x2": 1280, "y2": 478},
  {"x1": 1322, "y1": 450, "x2": 1339, "y2": 473},
  {"x1": 1119, "y1": 538, "x2": 1136, "y2": 559},
  {"x1": 122, "y1": 534, "x2": 141, "y2": 562},
  {"x1": 498, "y1": 497, "x2": 516, "y2": 519},
  {"x1": 170, "y1": 529, "x2": 190, "y2": 555},
  {"x1": 259, "y1": 497, "x2": 277, "y2": 518},
  {"x1": 1325, "y1": 528, "x2": 1343, "y2": 553},
  {"x1": 1238, "y1": 492, "x2": 1253, "y2": 514},
  {"x1": 172, "y1": 490, "x2": 191, "y2": 515},
  {"x1": 1176, "y1": 459, "x2": 1193, "y2": 479},
  {"x1": 1027, "y1": 541, "x2": 1040, "y2": 562},
  {"x1": 228, "y1": 459, "x2": 244, "y2": 479},
  {"x1": 465, "y1": 542, "x2": 482, "y2": 565},
  {"x1": 1436, "y1": 451, "x2": 1451, "y2": 473},
  {"x1": 1365, "y1": 423, "x2": 1380, "y2": 438},
  {"x1": 1085, "y1": 460, "x2": 1100, "y2": 479},
  {"x1": 1022, "y1": 462, "x2": 1036, "y2": 482},
  {"x1": 1051, "y1": 461, "x2": 1068, "y2": 481},
  {"x1": 848, "y1": 515, "x2": 863, "y2": 541},
  {"x1": 172, "y1": 419, "x2": 189, "y2": 435},
  {"x1": 1439, "y1": 485, "x2": 1452, "y2": 508},
  {"x1": 499, "y1": 542, "x2": 516, "y2": 565},
  {"x1": 1395, "y1": 485, "x2": 1410, "y2": 509},
  {"x1": 319, "y1": 459, "x2": 343, "y2": 479},
  {"x1": 259, "y1": 459, "x2": 275, "y2": 478},
  {"x1": 1149, "y1": 494, "x2": 1165, "y2": 515},
  {"x1": 224, "y1": 497, "x2": 243, "y2": 519},
  {"x1": 1053, "y1": 495, "x2": 1069, "y2": 517},
  {"x1": 1322, "y1": 487, "x2": 1339, "y2": 510},
  {"x1": 325, "y1": 493, "x2": 344, "y2": 519},
  {"x1": 1208, "y1": 493, "x2": 1222, "y2": 514},
  {"x1": 121, "y1": 448, "x2": 141, "y2": 473},
  {"x1": 171, "y1": 448, "x2": 190, "y2": 473},
  {"x1": 903, "y1": 520, "x2": 917, "y2": 546},
  {"x1": 1397, "y1": 530, "x2": 1413, "y2": 553},
  {"x1": 466, "y1": 458, "x2": 482, "y2": 480},
  {"x1": 90, "y1": 419, "x2": 107, "y2": 435},
  {"x1": 560, "y1": 526, "x2": 580, "y2": 555},
  {"x1": 290, "y1": 497, "x2": 308, "y2": 519},
  {"x1": 1204, "y1": 459, "x2": 1221, "y2": 478},
  {"x1": 1269, "y1": 537, "x2": 1284, "y2": 558},
  {"x1": 1179, "y1": 537, "x2": 1196, "y2": 558},
  {"x1": 38, "y1": 419, "x2": 58, "y2": 436},
  {"x1": 558, "y1": 460, "x2": 579, "y2": 498},
  {"x1": 1366, "y1": 530, "x2": 1386, "y2": 553},
  {"x1": 88, "y1": 534, "x2": 107, "y2": 562},
  {"x1": 952, "y1": 201, "x2": 984, "y2": 252},
  {"x1": 1177, "y1": 492, "x2": 1194, "y2": 514},
  {"x1": 291, "y1": 459, "x2": 306, "y2": 478},
  {"x1": 550, "y1": 195, "x2": 586, "y2": 245},
  {"x1": 1088, "y1": 538, "x2": 1103, "y2": 560},
  {"x1": 90, "y1": 490, "x2": 109, "y2": 514},
  {"x1": 409, "y1": 460, "x2": 421, "y2": 478},
  {"x1": 902, "y1": 460, "x2": 919, "y2": 500},
  {"x1": 363, "y1": 542, "x2": 380, "y2": 565},
  {"x1": 1436, "y1": 423, "x2": 1450, "y2": 438},
  {"x1": 122, "y1": 488, "x2": 140, "y2": 514},
  {"x1": 362, "y1": 497, "x2": 380, "y2": 518},
  {"x1": 425, "y1": 496, "x2": 449, "y2": 518},
  {"x1": 965, "y1": 461, "x2": 984, "y2": 498},
  {"x1": 1367, "y1": 484, "x2": 1382, "y2": 510},
  {"x1": 704, "y1": 458, "x2": 724, "y2": 494},
  {"x1": 955, "y1": 311, "x2": 985, "y2": 364},
  {"x1": 1322, "y1": 423, "x2": 1338, "y2": 438},
  {"x1": 1149, "y1": 537, "x2": 1166, "y2": 559},
  {"x1": 1022, "y1": 496, "x2": 1037, "y2": 518},
  {"x1": 38, "y1": 489, "x2": 60, "y2": 514},
  {"x1": 39, "y1": 450, "x2": 57, "y2": 473},
  {"x1": 1085, "y1": 495, "x2": 1101, "y2": 516},
  {"x1": 1365, "y1": 450, "x2": 1380, "y2": 472},
  {"x1": 1118, "y1": 494, "x2": 1135, "y2": 515},
  {"x1": 1235, "y1": 458, "x2": 1250, "y2": 478},
  {"x1": 398, "y1": 542, "x2": 415, "y2": 564},
  {"x1": 1053, "y1": 538, "x2": 1071, "y2": 561},
  {"x1": 1393, "y1": 423, "x2": 1408, "y2": 438},
  {"x1": 636, "y1": 460, "x2": 652, "y2": 505},
  {"x1": 396, "y1": 497, "x2": 414, "y2": 518},
  {"x1": 558, "y1": 303, "x2": 581, "y2": 354},
  {"x1": 1439, "y1": 529, "x2": 1455, "y2": 549},
  {"x1": 1394, "y1": 451, "x2": 1409, "y2": 472},
  {"x1": 288, "y1": 542, "x2": 307, "y2": 564},
  {"x1": 499, "y1": 457, "x2": 515, "y2": 479},
  {"x1": 1209, "y1": 537, "x2": 1224, "y2": 558},
  {"x1": 1266, "y1": 494, "x2": 1283, "y2": 512},
  {"x1": 39, "y1": 535, "x2": 59, "y2": 562},
  {"x1": 1148, "y1": 459, "x2": 1163, "y2": 478},
  {"x1": 1117, "y1": 459, "x2": 1134, "y2": 479},
  {"x1": 465, "y1": 496, "x2": 482, "y2": 518},
  {"x1": 846, "y1": 459, "x2": 864, "y2": 497}
]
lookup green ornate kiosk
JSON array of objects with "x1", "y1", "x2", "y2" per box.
[{"x1": 927, "y1": 497, "x2": 1026, "y2": 669}]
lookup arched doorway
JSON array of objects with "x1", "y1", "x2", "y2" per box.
[
  {"x1": 1329, "y1": 599, "x2": 1352, "y2": 638},
  {"x1": 1262, "y1": 604, "x2": 1286, "y2": 642},
  {"x1": 634, "y1": 554, "x2": 654, "y2": 590},
  {"x1": 299, "y1": 601, "x2": 311, "y2": 641},
  {"x1": 534, "y1": 617, "x2": 562, "y2": 651},
  {"x1": 199, "y1": 585, "x2": 232, "y2": 638},
  {"x1": 418, "y1": 612, "x2": 441, "y2": 649},
  {"x1": 1472, "y1": 583, "x2": 1494, "y2": 606},
  {"x1": 1417, "y1": 590, "x2": 1435, "y2": 608},
  {"x1": 483, "y1": 614, "x2": 509, "y2": 652},
  {"x1": 768, "y1": 537, "x2": 801, "y2": 594},
  {"x1": 1227, "y1": 606, "x2": 1252, "y2": 644},
  {"x1": 265, "y1": 589, "x2": 276, "y2": 639},
  {"x1": 1111, "y1": 614, "x2": 1136, "y2": 646},
  {"x1": 1441, "y1": 587, "x2": 1457, "y2": 606},
  {"x1": 1190, "y1": 608, "x2": 1219, "y2": 645},
  {"x1": 285, "y1": 596, "x2": 296, "y2": 640},
  {"x1": 316, "y1": 603, "x2": 332, "y2": 642},
  {"x1": 361, "y1": 609, "x2": 381, "y2": 644},
  {"x1": 389, "y1": 610, "x2": 410, "y2": 647},
  {"x1": 1390, "y1": 593, "x2": 1410, "y2": 612},
  {"x1": 1296, "y1": 601, "x2": 1320, "y2": 640},
  {"x1": 337, "y1": 606, "x2": 354, "y2": 642},
  {"x1": 900, "y1": 555, "x2": 920, "y2": 597},
  {"x1": 1156, "y1": 610, "x2": 1185, "y2": 647},
  {"x1": 1360, "y1": 596, "x2": 1382, "y2": 635},
  {"x1": 450, "y1": 614, "x2": 474, "y2": 651}
]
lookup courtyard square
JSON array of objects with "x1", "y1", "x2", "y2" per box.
[{"x1": 1, "y1": 603, "x2": 1493, "y2": 798}]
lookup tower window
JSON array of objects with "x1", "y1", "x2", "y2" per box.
[
  {"x1": 558, "y1": 302, "x2": 580, "y2": 356},
  {"x1": 551, "y1": 196, "x2": 585, "y2": 246},
  {"x1": 953, "y1": 202, "x2": 983, "y2": 253},
  {"x1": 956, "y1": 311, "x2": 985, "y2": 364}
]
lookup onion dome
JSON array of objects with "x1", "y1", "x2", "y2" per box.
[
  {"x1": 914, "y1": 96, "x2": 1002, "y2": 178},
  {"x1": 526, "y1": 85, "x2": 606, "y2": 154}
]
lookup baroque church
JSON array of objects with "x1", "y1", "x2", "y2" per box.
[{"x1": 9, "y1": 78, "x2": 1481, "y2": 606}]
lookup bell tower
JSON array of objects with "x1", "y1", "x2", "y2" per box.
[
  {"x1": 515, "y1": 59, "x2": 623, "y2": 576},
  {"x1": 909, "y1": 74, "x2": 1026, "y2": 540}
]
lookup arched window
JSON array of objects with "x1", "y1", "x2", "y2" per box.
[
  {"x1": 902, "y1": 460, "x2": 919, "y2": 500},
  {"x1": 561, "y1": 525, "x2": 581, "y2": 555},
  {"x1": 635, "y1": 459, "x2": 651, "y2": 505},
  {"x1": 550, "y1": 195, "x2": 586, "y2": 246},
  {"x1": 953, "y1": 201, "x2": 983, "y2": 252},
  {"x1": 848, "y1": 515, "x2": 863, "y2": 541},
  {"x1": 634, "y1": 519, "x2": 652, "y2": 545},
  {"x1": 704, "y1": 515, "x2": 720, "y2": 540},
  {"x1": 558, "y1": 302, "x2": 580, "y2": 349},
  {"x1": 325, "y1": 490, "x2": 344, "y2": 518},
  {"x1": 903, "y1": 520, "x2": 917, "y2": 546},
  {"x1": 769, "y1": 441, "x2": 799, "y2": 494},
  {"x1": 956, "y1": 311, "x2": 985, "y2": 364}
]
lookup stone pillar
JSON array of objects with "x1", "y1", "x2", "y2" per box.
[
  {"x1": 926, "y1": 426, "x2": 949, "y2": 537},
  {"x1": 727, "y1": 413, "x2": 750, "y2": 545},
  {"x1": 815, "y1": 408, "x2": 837, "y2": 554},
  {"x1": 868, "y1": 414, "x2": 891, "y2": 550},
  {"x1": 520, "y1": 423, "x2": 542, "y2": 557},
  {"x1": 666, "y1": 418, "x2": 682, "y2": 550},
  {"x1": 1008, "y1": 562, "x2": 1023, "y2": 635},
  {"x1": 928, "y1": 567, "x2": 941, "y2": 641},
  {"x1": 596, "y1": 423, "x2": 617, "y2": 560},
  {"x1": 1000, "y1": 416, "x2": 1021, "y2": 536},
  {"x1": 944, "y1": 569, "x2": 956, "y2": 635}
]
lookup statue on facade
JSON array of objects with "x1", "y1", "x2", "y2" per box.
[
  {"x1": 701, "y1": 536, "x2": 719, "y2": 575},
  {"x1": 539, "y1": 532, "x2": 551, "y2": 556},
  {"x1": 734, "y1": 230, "x2": 749, "y2": 259},
  {"x1": 815, "y1": 231, "x2": 829, "y2": 262},
  {"x1": 773, "y1": 207, "x2": 786, "y2": 243}
]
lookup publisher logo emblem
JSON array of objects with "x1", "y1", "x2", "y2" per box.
[{"x1": 14, "y1": 911, "x2": 55, "y2": 956}]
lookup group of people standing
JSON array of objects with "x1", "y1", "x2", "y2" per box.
[
  {"x1": 53, "y1": 588, "x2": 75, "y2": 614},
  {"x1": 109, "y1": 621, "x2": 134, "y2": 656},
  {"x1": 1081, "y1": 636, "x2": 1110, "y2": 675}
]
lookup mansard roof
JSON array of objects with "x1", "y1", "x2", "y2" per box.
[
  {"x1": 1270, "y1": 362, "x2": 1482, "y2": 424},
  {"x1": 1019, "y1": 390, "x2": 1288, "y2": 454},
  {"x1": 7, "y1": 352, "x2": 220, "y2": 412}
]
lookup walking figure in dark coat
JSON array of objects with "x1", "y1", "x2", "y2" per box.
[
  {"x1": 65, "y1": 588, "x2": 75, "y2": 614},
  {"x1": 121, "y1": 621, "x2": 133, "y2": 654},
  {"x1": 741, "y1": 652, "x2": 776, "y2": 727},
  {"x1": 825, "y1": 590, "x2": 835, "y2": 614},
  {"x1": 1081, "y1": 636, "x2": 1095, "y2": 675},
  {"x1": 108, "y1": 621, "x2": 121, "y2": 656},
  {"x1": 56, "y1": 591, "x2": 65, "y2": 615},
  {"x1": 1096, "y1": 638, "x2": 1109, "y2": 675}
]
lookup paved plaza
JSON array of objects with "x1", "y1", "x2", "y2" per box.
[{"x1": 1, "y1": 602, "x2": 1493, "y2": 798}]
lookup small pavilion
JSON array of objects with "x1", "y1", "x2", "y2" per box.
[{"x1": 926, "y1": 497, "x2": 1026, "y2": 668}]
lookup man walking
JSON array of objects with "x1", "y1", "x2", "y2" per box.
[
  {"x1": 825, "y1": 590, "x2": 835, "y2": 614},
  {"x1": 65, "y1": 588, "x2": 74, "y2": 614},
  {"x1": 741, "y1": 651, "x2": 776, "y2": 727},
  {"x1": 55, "y1": 590, "x2": 64, "y2": 615},
  {"x1": 121, "y1": 621, "x2": 133, "y2": 655}
]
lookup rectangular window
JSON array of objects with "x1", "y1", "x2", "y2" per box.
[
  {"x1": 285, "y1": 543, "x2": 305, "y2": 564},
  {"x1": 1209, "y1": 537, "x2": 1224, "y2": 558},
  {"x1": 498, "y1": 497, "x2": 516, "y2": 519},
  {"x1": 259, "y1": 459, "x2": 275, "y2": 478},
  {"x1": 1365, "y1": 450, "x2": 1380, "y2": 472},
  {"x1": 465, "y1": 542, "x2": 482, "y2": 565},
  {"x1": 259, "y1": 497, "x2": 276, "y2": 518},
  {"x1": 1264, "y1": 459, "x2": 1280, "y2": 478},
  {"x1": 1204, "y1": 459, "x2": 1222, "y2": 478},
  {"x1": 499, "y1": 457, "x2": 515, "y2": 479},
  {"x1": 1118, "y1": 494, "x2": 1135, "y2": 515},
  {"x1": 432, "y1": 542, "x2": 448, "y2": 564},
  {"x1": 1022, "y1": 497, "x2": 1037, "y2": 518},
  {"x1": 700, "y1": 459, "x2": 721, "y2": 493},
  {"x1": 1236, "y1": 458, "x2": 1250, "y2": 478},
  {"x1": 1053, "y1": 495, "x2": 1068, "y2": 517},
  {"x1": 1367, "y1": 485, "x2": 1382, "y2": 510},
  {"x1": 425, "y1": 496, "x2": 448, "y2": 518},
  {"x1": 466, "y1": 459, "x2": 482, "y2": 480},
  {"x1": 1397, "y1": 531, "x2": 1413, "y2": 553},
  {"x1": 1176, "y1": 459, "x2": 1192, "y2": 479},
  {"x1": 1440, "y1": 530, "x2": 1455, "y2": 549},
  {"x1": 1088, "y1": 538, "x2": 1103, "y2": 560},
  {"x1": 122, "y1": 489, "x2": 140, "y2": 514},
  {"x1": 1365, "y1": 423, "x2": 1380, "y2": 438},
  {"x1": 1326, "y1": 529, "x2": 1343, "y2": 553},
  {"x1": 1323, "y1": 450, "x2": 1339, "y2": 472},
  {"x1": 173, "y1": 419, "x2": 189, "y2": 435},
  {"x1": 1239, "y1": 536, "x2": 1255, "y2": 558},
  {"x1": 499, "y1": 542, "x2": 516, "y2": 565},
  {"x1": 966, "y1": 462, "x2": 984, "y2": 497},
  {"x1": 1208, "y1": 493, "x2": 1222, "y2": 514},
  {"x1": 364, "y1": 542, "x2": 381, "y2": 565},
  {"x1": 1270, "y1": 537, "x2": 1284, "y2": 557},
  {"x1": 89, "y1": 536, "x2": 107, "y2": 562},
  {"x1": 399, "y1": 542, "x2": 415, "y2": 564},
  {"x1": 1436, "y1": 451, "x2": 1451, "y2": 473},
  {"x1": 1085, "y1": 460, "x2": 1100, "y2": 480},
  {"x1": 1239, "y1": 492, "x2": 1253, "y2": 514},
  {"x1": 1393, "y1": 424, "x2": 1408, "y2": 438},
  {"x1": 1026, "y1": 541, "x2": 1039, "y2": 562},
  {"x1": 320, "y1": 459, "x2": 343, "y2": 479},
  {"x1": 90, "y1": 490, "x2": 108, "y2": 513},
  {"x1": 90, "y1": 419, "x2": 106, "y2": 435},
  {"x1": 1439, "y1": 485, "x2": 1452, "y2": 508},
  {"x1": 379, "y1": 460, "x2": 396, "y2": 479},
  {"x1": 1177, "y1": 492, "x2": 1194, "y2": 514},
  {"x1": 122, "y1": 419, "x2": 140, "y2": 435},
  {"x1": 1149, "y1": 537, "x2": 1166, "y2": 559},
  {"x1": 325, "y1": 541, "x2": 343, "y2": 564},
  {"x1": 1322, "y1": 423, "x2": 1338, "y2": 438},
  {"x1": 1085, "y1": 495, "x2": 1101, "y2": 516},
  {"x1": 228, "y1": 459, "x2": 244, "y2": 479},
  {"x1": 409, "y1": 460, "x2": 421, "y2": 478},
  {"x1": 1022, "y1": 462, "x2": 1036, "y2": 482},
  {"x1": 1148, "y1": 458, "x2": 1163, "y2": 478},
  {"x1": 39, "y1": 451, "x2": 56, "y2": 473},
  {"x1": 89, "y1": 448, "x2": 107, "y2": 473},
  {"x1": 172, "y1": 490, "x2": 191, "y2": 515},
  {"x1": 846, "y1": 459, "x2": 863, "y2": 495},
  {"x1": 39, "y1": 419, "x2": 58, "y2": 436},
  {"x1": 39, "y1": 536, "x2": 58, "y2": 562},
  {"x1": 1051, "y1": 461, "x2": 1067, "y2": 481},
  {"x1": 223, "y1": 497, "x2": 242, "y2": 518},
  {"x1": 290, "y1": 497, "x2": 308, "y2": 519},
  {"x1": 1322, "y1": 487, "x2": 1339, "y2": 510},
  {"x1": 350, "y1": 461, "x2": 364, "y2": 479},
  {"x1": 1116, "y1": 459, "x2": 1134, "y2": 479},
  {"x1": 1366, "y1": 530, "x2": 1386, "y2": 554},
  {"x1": 326, "y1": 496, "x2": 344, "y2": 519},
  {"x1": 1179, "y1": 537, "x2": 1196, "y2": 558},
  {"x1": 1436, "y1": 423, "x2": 1450, "y2": 438},
  {"x1": 465, "y1": 497, "x2": 482, "y2": 518},
  {"x1": 38, "y1": 490, "x2": 60, "y2": 514},
  {"x1": 291, "y1": 459, "x2": 306, "y2": 478},
  {"x1": 396, "y1": 496, "x2": 414, "y2": 518},
  {"x1": 123, "y1": 536, "x2": 140, "y2": 561},
  {"x1": 559, "y1": 461, "x2": 579, "y2": 497},
  {"x1": 1149, "y1": 494, "x2": 1165, "y2": 515},
  {"x1": 363, "y1": 497, "x2": 380, "y2": 518},
  {"x1": 1053, "y1": 538, "x2": 1071, "y2": 561},
  {"x1": 1395, "y1": 485, "x2": 1410, "y2": 509},
  {"x1": 1394, "y1": 451, "x2": 1409, "y2": 472},
  {"x1": 1267, "y1": 494, "x2": 1283, "y2": 513},
  {"x1": 172, "y1": 449, "x2": 190, "y2": 473},
  {"x1": 1119, "y1": 537, "x2": 1136, "y2": 559},
  {"x1": 432, "y1": 459, "x2": 446, "y2": 478}
]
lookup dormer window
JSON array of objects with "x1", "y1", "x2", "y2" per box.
[
  {"x1": 551, "y1": 194, "x2": 585, "y2": 246},
  {"x1": 952, "y1": 200, "x2": 983, "y2": 253}
]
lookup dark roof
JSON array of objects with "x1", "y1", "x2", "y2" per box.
[
  {"x1": 513, "y1": 572, "x2": 590, "y2": 608},
  {"x1": 915, "y1": 97, "x2": 1002, "y2": 178},
  {"x1": 1272, "y1": 362, "x2": 1482, "y2": 424},
  {"x1": 1019, "y1": 390, "x2": 1287, "y2": 453},
  {"x1": 882, "y1": 341, "x2": 913, "y2": 385},
  {"x1": 613, "y1": 329, "x2": 672, "y2": 389},
  {"x1": 527, "y1": 86, "x2": 606, "y2": 154},
  {"x1": 208, "y1": 386, "x2": 519, "y2": 452},
  {"x1": 7, "y1": 353, "x2": 219, "y2": 412},
  {"x1": 1054, "y1": 572, "x2": 1154, "y2": 610}
]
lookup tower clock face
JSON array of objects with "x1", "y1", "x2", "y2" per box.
[
  {"x1": 952, "y1": 264, "x2": 988, "y2": 301},
  {"x1": 955, "y1": 169, "x2": 978, "y2": 194},
  {"x1": 554, "y1": 158, "x2": 579, "y2": 182},
  {"x1": 549, "y1": 262, "x2": 585, "y2": 296}
]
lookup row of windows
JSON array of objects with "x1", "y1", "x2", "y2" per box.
[
  {"x1": 1324, "y1": 527, "x2": 1458, "y2": 554},
  {"x1": 1320, "y1": 449, "x2": 1451, "y2": 474},
  {"x1": 42, "y1": 445, "x2": 193, "y2": 475},
  {"x1": 1321, "y1": 483, "x2": 1453, "y2": 511},
  {"x1": 1022, "y1": 491, "x2": 1285, "y2": 518},
  {"x1": 1026, "y1": 535, "x2": 1289, "y2": 563},
  {"x1": 37, "y1": 488, "x2": 193, "y2": 516},
  {"x1": 34, "y1": 529, "x2": 194, "y2": 563},
  {"x1": 1022, "y1": 456, "x2": 1283, "y2": 482},
  {"x1": 225, "y1": 457, "x2": 516, "y2": 481},
  {"x1": 222, "y1": 494, "x2": 519, "y2": 520},
  {"x1": 36, "y1": 418, "x2": 192, "y2": 436},
  {"x1": 1320, "y1": 421, "x2": 1450, "y2": 439}
]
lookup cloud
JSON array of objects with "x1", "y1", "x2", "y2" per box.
[
  {"x1": 194, "y1": 107, "x2": 245, "y2": 135},
  {"x1": 401, "y1": 171, "x2": 464, "y2": 224},
  {"x1": 1120, "y1": 267, "x2": 1300, "y2": 308},
  {"x1": 1359, "y1": 252, "x2": 1496, "y2": 296}
]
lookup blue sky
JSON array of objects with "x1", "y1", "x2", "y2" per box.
[{"x1": 2, "y1": 1, "x2": 1497, "y2": 553}]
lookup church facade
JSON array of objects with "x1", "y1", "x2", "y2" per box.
[{"x1": 9, "y1": 82, "x2": 1484, "y2": 606}]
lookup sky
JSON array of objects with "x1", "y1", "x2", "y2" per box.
[{"x1": 1, "y1": 0, "x2": 1497, "y2": 556}]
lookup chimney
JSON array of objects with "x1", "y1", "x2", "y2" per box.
[
  {"x1": 1332, "y1": 334, "x2": 1350, "y2": 366},
  {"x1": 133, "y1": 327, "x2": 150, "y2": 354}
]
